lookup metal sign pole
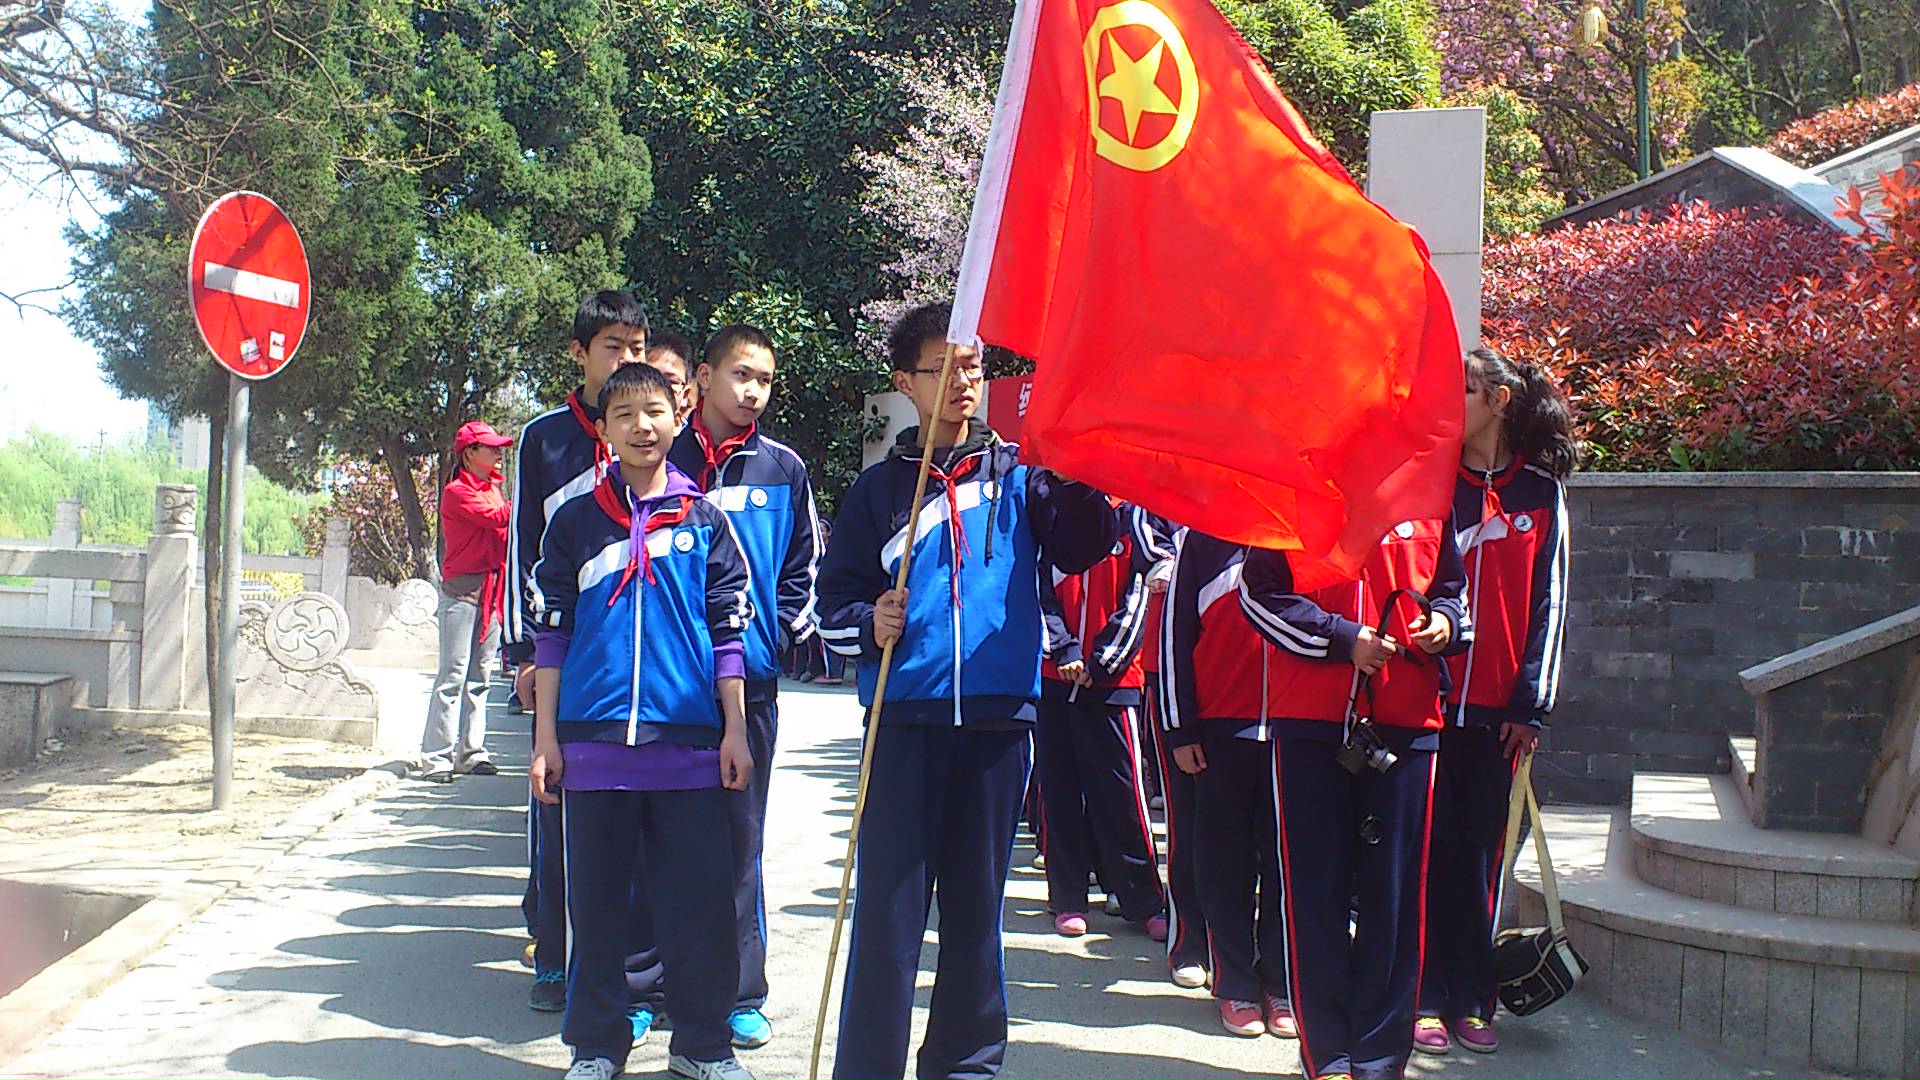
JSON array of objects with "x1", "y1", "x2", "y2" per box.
[{"x1": 212, "y1": 372, "x2": 250, "y2": 810}]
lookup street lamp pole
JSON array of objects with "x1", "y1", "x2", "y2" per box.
[{"x1": 1633, "y1": 0, "x2": 1651, "y2": 179}]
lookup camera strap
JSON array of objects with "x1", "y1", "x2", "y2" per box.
[{"x1": 1341, "y1": 587, "x2": 1433, "y2": 733}]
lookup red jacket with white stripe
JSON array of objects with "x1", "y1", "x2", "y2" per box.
[
  {"x1": 1040, "y1": 503, "x2": 1149, "y2": 705},
  {"x1": 1159, "y1": 531, "x2": 1281, "y2": 746},
  {"x1": 1444, "y1": 459, "x2": 1569, "y2": 729},
  {"x1": 1237, "y1": 518, "x2": 1473, "y2": 736}
]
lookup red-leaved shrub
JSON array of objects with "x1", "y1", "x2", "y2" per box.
[
  {"x1": 1763, "y1": 85, "x2": 1920, "y2": 168},
  {"x1": 1482, "y1": 203, "x2": 1857, "y2": 361},
  {"x1": 1484, "y1": 192, "x2": 1920, "y2": 471}
]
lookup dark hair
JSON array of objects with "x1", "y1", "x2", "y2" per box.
[
  {"x1": 571, "y1": 290, "x2": 650, "y2": 349},
  {"x1": 597, "y1": 361, "x2": 675, "y2": 413},
  {"x1": 647, "y1": 329, "x2": 695, "y2": 379},
  {"x1": 704, "y1": 324, "x2": 776, "y2": 369},
  {"x1": 887, "y1": 302, "x2": 953, "y2": 373},
  {"x1": 1467, "y1": 348, "x2": 1580, "y2": 478}
]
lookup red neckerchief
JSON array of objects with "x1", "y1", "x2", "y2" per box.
[
  {"x1": 566, "y1": 388, "x2": 611, "y2": 469},
  {"x1": 691, "y1": 411, "x2": 757, "y2": 491},
  {"x1": 924, "y1": 452, "x2": 981, "y2": 608},
  {"x1": 593, "y1": 473, "x2": 694, "y2": 606},
  {"x1": 1459, "y1": 455, "x2": 1526, "y2": 528}
]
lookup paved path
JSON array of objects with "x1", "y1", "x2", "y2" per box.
[{"x1": 3, "y1": 682, "x2": 1790, "y2": 1079}]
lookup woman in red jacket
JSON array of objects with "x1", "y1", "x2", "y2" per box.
[{"x1": 419, "y1": 420, "x2": 515, "y2": 782}]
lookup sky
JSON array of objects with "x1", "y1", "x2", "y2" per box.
[
  {"x1": 0, "y1": 0, "x2": 162, "y2": 447},
  {"x1": 0, "y1": 184, "x2": 152, "y2": 446}
]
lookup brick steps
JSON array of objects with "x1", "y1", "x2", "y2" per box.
[
  {"x1": 1631, "y1": 772, "x2": 1919, "y2": 923},
  {"x1": 1515, "y1": 805, "x2": 1920, "y2": 1077}
]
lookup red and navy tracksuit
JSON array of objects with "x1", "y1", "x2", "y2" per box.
[
  {"x1": 669, "y1": 414, "x2": 820, "y2": 1014},
  {"x1": 506, "y1": 388, "x2": 613, "y2": 979},
  {"x1": 1035, "y1": 513, "x2": 1164, "y2": 923},
  {"x1": 817, "y1": 420, "x2": 1122, "y2": 1079},
  {"x1": 1238, "y1": 519, "x2": 1471, "y2": 1080},
  {"x1": 1161, "y1": 534, "x2": 1289, "y2": 1010},
  {"x1": 1421, "y1": 460, "x2": 1568, "y2": 1024},
  {"x1": 1135, "y1": 510, "x2": 1208, "y2": 976}
]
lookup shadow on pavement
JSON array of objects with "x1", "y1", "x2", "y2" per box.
[{"x1": 227, "y1": 1037, "x2": 541, "y2": 1080}]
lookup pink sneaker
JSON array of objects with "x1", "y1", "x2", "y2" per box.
[
  {"x1": 1053, "y1": 912, "x2": 1088, "y2": 937},
  {"x1": 1219, "y1": 999, "x2": 1264, "y2": 1037},
  {"x1": 1262, "y1": 993, "x2": 1297, "y2": 1039},
  {"x1": 1453, "y1": 1015, "x2": 1498, "y2": 1053},
  {"x1": 1413, "y1": 1015, "x2": 1451, "y2": 1055},
  {"x1": 1141, "y1": 914, "x2": 1169, "y2": 942}
]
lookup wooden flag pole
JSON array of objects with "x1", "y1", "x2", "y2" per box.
[{"x1": 809, "y1": 340, "x2": 961, "y2": 1079}]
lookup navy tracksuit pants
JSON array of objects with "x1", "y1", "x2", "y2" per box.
[
  {"x1": 608, "y1": 695, "x2": 779, "y2": 1016},
  {"x1": 1272, "y1": 733, "x2": 1437, "y2": 1080},
  {"x1": 730, "y1": 695, "x2": 778, "y2": 1009},
  {"x1": 1192, "y1": 734, "x2": 1287, "y2": 1003},
  {"x1": 526, "y1": 797, "x2": 568, "y2": 975},
  {"x1": 1421, "y1": 724, "x2": 1521, "y2": 1022},
  {"x1": 1146, "y1": 678, "x2": 1208, "y2": 972},
  {"x1": 835, "y1": 725, "x2": 1030, "y2": 1080},
  {"x1": 562, "y1": 786, "x2": 739, "y2": 1070},
  {"x1": 1033, "y1": 683, "x2": 1163, "y2": 922}
]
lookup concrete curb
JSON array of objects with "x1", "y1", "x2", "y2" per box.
[{"x1": 0, "y1": 758, "x2": 413, "y2": 1067}]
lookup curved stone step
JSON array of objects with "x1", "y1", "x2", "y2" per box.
[
  {"x1": 1630, "y1": 772, "x2": 1919, "y2": 923},
  {"x1": 1513, "y1": 805, "x2": 1920, "y2": 1077}
]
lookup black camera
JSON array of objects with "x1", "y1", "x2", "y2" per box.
[{"x1": 1336, "y1": 719, "x2": 1399, "y2": 776}]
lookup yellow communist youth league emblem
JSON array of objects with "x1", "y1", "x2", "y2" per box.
[{"x1": 1083, "y1": 0, "x2": 1198, "y2": 171}]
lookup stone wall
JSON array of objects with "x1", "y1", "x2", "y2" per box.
[{"x1": 1541, "y1": 473, "x2": 1920, "y2": 805}]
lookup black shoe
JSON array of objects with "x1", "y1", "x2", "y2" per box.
[
  {"x1": 462, "y1": 759, "x2": 499, "y2": 776},
  {"x1": 529, "y1": 970, "x2": 566, "y2": 1012},
  {"x1": 421, "y1": 768, "x2": 454, "y2": 784}
]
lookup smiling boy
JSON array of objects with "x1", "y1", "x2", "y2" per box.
[{"x1": 530, "y1": 361, "x2": 757, "y2": 1080}]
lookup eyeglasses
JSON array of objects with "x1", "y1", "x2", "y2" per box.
[{"x1": 910, "y1": 363, "x2": 987, "y2": 384}]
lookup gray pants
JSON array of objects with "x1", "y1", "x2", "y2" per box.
[{"x1": 420, "y1": 591, "x2": 499, "y2": 771}]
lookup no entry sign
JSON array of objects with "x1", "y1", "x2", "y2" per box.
[{"x1": 188, "y1": 191, "x2": 310, "y2": 380}]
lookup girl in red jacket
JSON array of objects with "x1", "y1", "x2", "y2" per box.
[
  {"x1": 1239, "y1": 518, "x2": 1471, "y2": 1080},
  {"x1": 418, "y1": 420, "x2": 515, "y2": 782},
  {"x1": 1415, "y1": 348, "x2": 1575, "y2": 1056}
]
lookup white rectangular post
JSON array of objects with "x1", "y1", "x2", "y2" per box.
[{"x1": 1366, "y1": 107, "x2": 1488, "y2": 349}]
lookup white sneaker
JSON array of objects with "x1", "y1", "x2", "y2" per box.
[
  {"x1": 1104, "y1": 895, "x2": 1123, "y2": 917},
  {"x1": 667, "y1": 1054, "x2": 754, "y2": 1079},
  {"x1": 564, "y1": 1058, "x2": 621, "y2": 1080},
  {"x1": 1172, "y1": 962, "x2": 1208, "y2": 989}
]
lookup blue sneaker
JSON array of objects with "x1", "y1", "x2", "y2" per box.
[
  {"x1": 629, "y1": 1005, "x2": 656, "y2": 1045},
  {"x1": 729, "y1": 1007, "x2": 772, "y2": 1049},
  {"x1": 529, "y1": 969, "x2": 566, "y2": 1012}
]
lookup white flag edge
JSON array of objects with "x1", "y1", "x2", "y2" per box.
[{"x1": 948, "y1": 0, "x2": 1044, "y2": 349}]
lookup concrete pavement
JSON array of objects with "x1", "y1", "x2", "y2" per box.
[{"x1": 2, "y1": 681, "x2": 1794, "y2": 1079}]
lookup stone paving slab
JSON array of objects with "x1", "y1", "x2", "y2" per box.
[{"x1": 1, "y1": 682, "x2": 1796, "y2": 1079}]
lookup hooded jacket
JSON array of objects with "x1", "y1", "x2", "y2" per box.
[{"x1": 817, "y1": 419, "x2": 1122, "y2": 727}]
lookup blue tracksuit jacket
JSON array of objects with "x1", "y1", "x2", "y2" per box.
[
  {"x1": 817, "y1": 420, "x2": 1122, "y2": 727},
  {"x1": 668, "y1": 420, "x2": 819, "y2": 699},
  {"x1": 531, "y1": 464, "x2": 754, "y2": 747}
]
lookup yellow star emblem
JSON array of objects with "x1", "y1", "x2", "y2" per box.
[
  {"x1": 1081, "y1": 0, "x2": 1199, "y2": 172},
  {"x1": 1099, "y1": 38, "x2": 1180, "y2": 144}
]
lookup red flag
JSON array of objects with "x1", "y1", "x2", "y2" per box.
[{"x1": 949, "y1": 0, "x2": 1463, "y2": 589}]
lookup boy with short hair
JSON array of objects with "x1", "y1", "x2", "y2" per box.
[
  {"x1": 667, "y1": 323, "x2": 819, "y2": 1049},
  {"x1": 530, "y1": 361, "x2": 757, "y2": 1080},
  {"x1": 817, "y1": 302, "x2": 1123, "y2": 1080},
  {"x1": 646, "y1": 329, "x2": 698, "y2": 428},
  {"x1": 507, "y1": 289, "x2": 649, "y2": 1011}
]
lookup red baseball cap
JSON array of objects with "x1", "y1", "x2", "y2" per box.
[{"x1": 454, "y1": 420, "x2": 513, "y2": 451}]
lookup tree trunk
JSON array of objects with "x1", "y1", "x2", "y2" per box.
[
  {"x1": 383, "y1": 435, "x2": 434, "y2": 582},
  {"x1": 202, "y1": 394, "x2": 227, "y2": 715}
]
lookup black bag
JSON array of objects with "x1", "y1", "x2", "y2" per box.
[{"x1": 1492, "y1": 754, "x2": 1588, "y2": 1017}]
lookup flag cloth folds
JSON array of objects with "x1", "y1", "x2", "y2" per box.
[{"x1": 949, "y1": 0, "x2": 1464, "y2": 590}]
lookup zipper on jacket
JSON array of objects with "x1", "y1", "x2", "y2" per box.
[
  {"x1": 1453, "y1": 468, "x2": 1492, "y2": 727},
  {"x1": 629, "y1": 513, "x2": 646, "y2": 745}
]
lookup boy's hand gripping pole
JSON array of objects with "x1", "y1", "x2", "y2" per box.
[{"x1": 809, "y1": 341, "x2": 959, "y2": 1079}]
